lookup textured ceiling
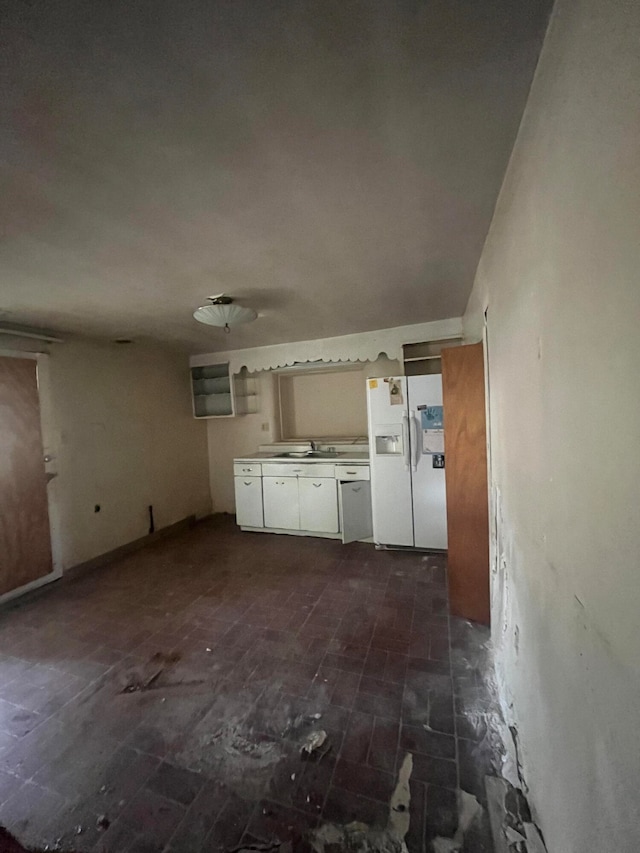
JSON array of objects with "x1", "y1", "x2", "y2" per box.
[{"x1": 0, "y1": 0, "x2": 552, "y2": 352}]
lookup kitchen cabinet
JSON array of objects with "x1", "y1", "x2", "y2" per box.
[
  {"x1": 334, "y1": 464, "x2": 370, "y2": 481},
  {"x1": 234, "y1": 476, "x2": 264, "y2": 528},
  {"x1": 190, "y1": 362, "x2": 258, "y2": 419},
  {"x1": 262, "y1": 463, "x2": 336, "y2": 479},
  {"x1": 235, "y1": 458, "x2": 372, "y2": 543},
  {"x1": 262, "y1": 477, "x2": 300, "y2": 530},
  {"x1": 234, "y1": 462, "x2": 262, "y2": 477},
  {"x1": 339, "y1": 481, "x2": 373, "y2": 543},
  {"x1": 191, "y1": 362, "x2": 234, "y2": 418},
  {"x1": 299, "y1": 478, "x2": 338, "y2": 533}
]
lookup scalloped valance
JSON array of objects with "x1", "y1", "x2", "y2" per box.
[{"x1": 190, "y1": 317, "x2": 462, "y2": 375}]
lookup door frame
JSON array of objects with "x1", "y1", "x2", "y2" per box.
[
  {"x1": 0, "y1": 348, "x2": 63, "y2": 605},
  {"x1": 481, "y1": 307, "x2": 496, "y2": 632}
]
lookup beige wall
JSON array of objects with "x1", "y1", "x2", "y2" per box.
[
  {"x1": 280, "y1": 369, "x2": 367, "y2": 439},
  {"x1": 464, "y1": 1, "x2": 640, "y2": 850},
  {"x1": 7, "y1": 338, "x2": 212, "y2": 571},
  {"x1": 278, "y1": 357, "x2": 403, "y2": 439}
]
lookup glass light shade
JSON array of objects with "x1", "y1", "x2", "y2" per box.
[{"x1": 193, "y1": 303, "x2": 257, "y2": 328}]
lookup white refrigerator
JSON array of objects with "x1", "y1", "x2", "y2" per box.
[{"x1": 366, "y1": 374, "x2": 447, "y2": 549}]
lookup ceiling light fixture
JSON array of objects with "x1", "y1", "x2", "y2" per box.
[{"x1": 193, "y1": 294, "x2": 257, "y2": 334}]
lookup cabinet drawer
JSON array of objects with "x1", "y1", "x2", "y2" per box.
[
  {"x1": 261, "y1": 463, "x2": 335, "y2": 478},
  {"x1": 335, "y1": 464, "x2": 370, "y2": 481},
  {"x1": 234, "y1": 462, "x2": 262, "y2": 477},
  {"x1": 261, "y1": 463, "x2": 295, "y2": 478},
  {"x1": 296, "y1": 464, "x2": 336, "y2": 478}
]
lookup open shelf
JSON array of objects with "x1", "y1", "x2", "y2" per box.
[
  {"x1": 403, "y1": 337, "x2": 462, "y2": 375},
  {"x1": 190, "y1": 363, "x2": 259, "y2": 419},
  {"x1": 191, "y1": 362, "x2": 234, "y2": 418}
]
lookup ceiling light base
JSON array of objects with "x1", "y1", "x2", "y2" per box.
[{"x1": 193, "y1": 294, "x2": 257, "y2": 332}]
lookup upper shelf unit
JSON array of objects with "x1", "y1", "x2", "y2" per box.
[
  {"x1": 190, "y1": 362, "x2": 257, "y2": 419},
  {"x1": 403, "y1": 337, "x2": 462, "y2": 375}
]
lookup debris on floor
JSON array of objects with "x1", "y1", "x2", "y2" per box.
[
  {"x1": 508, "y1": 726, "x2": 529, "y2": 794},
  {"x1": 0, "y1": 516, "x2": 506, "y2": 852},
  {"x1": 521, "y1": 824, "x2": 547, "y2": 853},
  {"x1": 310, "y1": 752, "x2": 413, "y2": 853},
  {"x1": 311, "y1": 821, "x2": 407, "y2": 853},
  {"x1": 486, "y1": 776, "x2": 548, "y2": 853},
  {"x1": 119, "y1": 651, "x2": 181, "y2": 694},
  {"x1": 300, "y1": 729, "x2": 327, "y2": 756},
  {"x1": 229, "y1": 842, "x2": 292, "y2": 853},
  {"x1": 0, "y1": 826, "x2": 76, "y2": 853},
  {"x1": 388, "y1": 753, "x2": 413, "y2": 842},
  {"x1": 214, "y1": 726, "x2": 279, "y2": 762},
  {"x1": 177, "y1": 718, "x2": 285, "y2": 800},
  {"x1": 431, "y1": 790, "x2": 483, "y2": 853}
]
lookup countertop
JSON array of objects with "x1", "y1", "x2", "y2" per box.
[{"x1": 235, "y1": 452, "x2": 370, "y2": 464}]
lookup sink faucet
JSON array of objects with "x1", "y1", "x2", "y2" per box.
[{"x1": 310, "y1": 440, "x2": 317, "y2": 451}]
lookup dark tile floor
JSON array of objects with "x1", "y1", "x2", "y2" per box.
[{"x1": 0, "y1": 516, "x2": 502, "y2": 852}]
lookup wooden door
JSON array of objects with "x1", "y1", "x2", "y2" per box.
[
  {"x1": 0, "y1": 356, "x2": 53, "y2": 596},
  {"x1": 442, "y1": 343, "x2": 490, "y2": 625}
]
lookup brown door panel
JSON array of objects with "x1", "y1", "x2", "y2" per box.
[
  {"x1": 442, "y1": 343, "x2": 490, "y2": 625},
  {"x1": 0, "y1": 357, "x2": 53, "y2": 596}
]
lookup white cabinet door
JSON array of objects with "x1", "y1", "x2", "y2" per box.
[
  {"x1": 340, "y1": 481, "x2": 373, "y2": 544},
  {"x1": 263, "y1": 477, "x2": 300, "y2": 530},
  {"x1": 234, "y1": 477, "x2": 264, "y2": 528},
  {"x1": 299, "y1": 478, "x2": 339, "y2": 533}
]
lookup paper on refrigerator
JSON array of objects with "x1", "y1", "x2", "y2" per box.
[{"x1": 419, "y1": 405, "x2": 444, "y2": 454}]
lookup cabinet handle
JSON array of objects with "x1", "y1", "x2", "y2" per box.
[
  {"x1": 352, "y1": 486, "x2": 361, "y2": 492},
  {"x1": 313, "y1": 483, "x2": 322, "y2": 488},
  {"x1": 243, "y1": 481, "x2": 252, "y2": 486},
  {"x1": 346, "y1": 471, "x2": 357, "y2": 475},
  {"x1": 293, "y1": 469, "x2": 302, "y2": 473}
]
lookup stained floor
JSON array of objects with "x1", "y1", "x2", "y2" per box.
[{"x1": 0, "y1": 516, "x2": 504, "y2": 852}]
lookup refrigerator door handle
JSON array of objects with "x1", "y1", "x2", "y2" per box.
[
  {"x1": 409, "y1": 410, "x2": 419, "y2": 472},
  {"x1": 401, "y1": 411, "x2": 411, "y2": 471}
]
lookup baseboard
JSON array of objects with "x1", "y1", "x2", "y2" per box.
[
  {"x1": 62, "y1": 514, "x2": 201, "y2": 582},
  {"x1": 0, "y1": 514, "x2": 212, "y2": 611},
  {"x1": 0, "y1": 567, "x2": 62, "y2": 609}
]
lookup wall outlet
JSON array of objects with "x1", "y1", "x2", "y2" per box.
[{"x1": 261, "y1": 422, "x2": 269, "y2": 432}]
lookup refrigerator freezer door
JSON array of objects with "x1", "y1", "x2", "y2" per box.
[
  {"x1": 407, "y1": 375, "x2": 448, "y2": 549},
  {"x1": 366, "y1": 377, "x2": 414, "y2": 547}
]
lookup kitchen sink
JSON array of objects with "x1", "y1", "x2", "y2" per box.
[{"x1": 274, "y1": 451, "x2": 340, "y2": 459}]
